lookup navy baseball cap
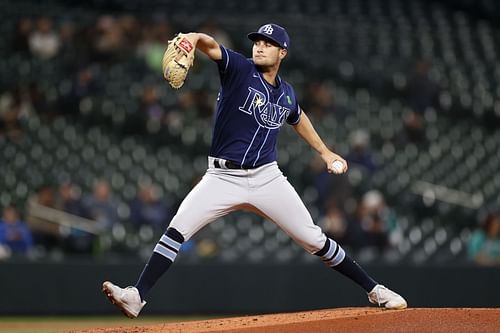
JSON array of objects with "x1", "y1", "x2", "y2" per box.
[{"x1": 247, "y1": 23, "x2": 290, "y2": 49}]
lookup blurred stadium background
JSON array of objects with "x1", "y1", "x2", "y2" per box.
[{"x1": 0, "y1": 0, "x2": 499, "y2": 318}]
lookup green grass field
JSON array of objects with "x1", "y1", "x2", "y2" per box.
[{"x1": 0, "y1": 315, "x2": 215, "y2": 333}]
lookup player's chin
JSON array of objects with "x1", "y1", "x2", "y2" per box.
[{"x1": 254, "y1": 58, "x2": 270, "y2": 67}]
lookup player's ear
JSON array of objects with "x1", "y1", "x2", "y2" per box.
[{"x1": 279, "y1": 48, "x2": 287, "y2": 60}]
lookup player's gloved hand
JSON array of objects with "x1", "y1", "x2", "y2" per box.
[
  {"x1": 322, "y1": 151, "x2": 348, "y2": 174},
  {"x1": 162, "y1": 33, "x2": 196, "y2": 89}
]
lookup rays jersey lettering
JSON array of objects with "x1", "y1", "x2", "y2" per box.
[
  {"x1": 210, "y1": 45, "x2": 302, "y2": 167},
  {"x1": 238, "y1": 87, "x2": 290, "y2": 129}
]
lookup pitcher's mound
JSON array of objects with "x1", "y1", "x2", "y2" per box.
[{"x1": 71, "y1": 307, "x2": 500, "y2": 333}]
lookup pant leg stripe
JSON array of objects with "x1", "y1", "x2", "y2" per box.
[
  {"x1": 325, "y1": 246, "x2": 346, "y2": 267},
  {"x1": 160, "y1": 234, "x2": 182, "y2": 251},
  {"x1": 318, "y1": 238, "x2": 346, "y2": 267},
  {"x1": 159, "y1": 241, "x2": 178, "y2": 254},
  {"x1": 154, "y1": 243, "x2": 177, "y2": 261},
  {"x1": 330, "y1": 241, "x2": 340, "y2": 259},
  {"x1": 322, "y1": 239, "x2": 336, "y2": 261}
]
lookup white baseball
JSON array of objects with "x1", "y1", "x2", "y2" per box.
[{"x1": 331, "y1": 160, "x2": 344, "y2": 174}]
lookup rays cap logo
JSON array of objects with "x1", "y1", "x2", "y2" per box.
[{"x1": 248, "y1": 23, "x2": 290, "y2": 49}]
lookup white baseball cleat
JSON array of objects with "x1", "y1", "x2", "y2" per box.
[
  {"x1": 102, "y1": 281, "x2": 146, "y2": 318},
  {"x1": 368, "y1": 284, "x2": 407, "y2": 310}
]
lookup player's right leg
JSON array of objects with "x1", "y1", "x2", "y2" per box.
[
  {"x1": 248, "y1": 164, "x2": 407, "y2": 309},
  {"x1": 103, "y1": 167, "x2": 246, "y2": 317}
]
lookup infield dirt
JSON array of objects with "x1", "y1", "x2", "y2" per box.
[{"x1": 64, "y1": 307, "x2": 500, "y2": 333}]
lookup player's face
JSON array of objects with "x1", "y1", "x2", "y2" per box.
[{"x1": 252, "y1": 40, "x2": 287, "y2": 68}]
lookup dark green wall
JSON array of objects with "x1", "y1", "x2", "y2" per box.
[{"x1": 1, "y1": 261, "x2": 498, "y2": 315}]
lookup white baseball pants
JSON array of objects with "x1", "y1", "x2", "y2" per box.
[{"x1": 169, "y1": 157, "x2": 327, "y2": 254}]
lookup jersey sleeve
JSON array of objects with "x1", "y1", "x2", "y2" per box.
[
  {"x1": 286, "y1": 87, "x2": 302, "y2": 125},
  {"x1": 215, "y1": 45, "x2": 252, "y2": 88}
]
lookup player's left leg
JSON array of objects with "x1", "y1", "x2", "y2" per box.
[
  {"x1": 248, "y1": 163, "x2": 407, "y2": 309},
  {"x1": 104, "y1": 167, "x2": 250, "y2": 317}
]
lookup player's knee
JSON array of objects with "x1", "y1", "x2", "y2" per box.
[
  {"x1": 314, "y1": 237, "x2": 331, "y2": 256},
  {"x1": 297, "y1": 231, "x2": 327, "y2": 254},
  {"x1": 167, "y1": 214, "x2": 192, "y2": 241}
]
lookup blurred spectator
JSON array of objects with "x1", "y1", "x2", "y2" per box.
[
  {"x1": 0, "y1": 205, "x2": 33, "y2": 256},
  {"x1": 28, "y1": 82, "x2": 50, "y2": 117},
  {"x1": 196, "y1": 238, "x2": 218, "y2": 258},
  {"x1": 137, "y1": 18, "x2": 172, "y2": 72},
  {"x1": 0, "y1": 87, "x2": 32, "y2": 141},
  {"x1": 12, "y1": 17, "x2": 32, "y2": 54},
  {"x1": 175, "y1": 91, "x2": 199, "y2": 122},
  {"x1": 92, "y1": 15, "x2": 126, "y2": 63},
  {"x1": 345, "y1": 190, "x2": 399, "y2": 251},
  {"x1": 199, "y1": 19, "x2": 233, "y2": 49},
  {"x1": 141, "y1": 86, "x2": 165, "y2": 124},
  {"x1": 405, "y1": 59, "x2": 439, "y2": 115},
  {"x1": 28, "y1": 16, "x2": 61, "y2": 59},
  {"x1": 58, "y1": 20, "x2": 76, "y2": 60},
  {"x1": 32, "y1": 184, "x2": 56, "y2": 207},
  {"x1": 302, "y1": 81, "x2": 336, "y2": 119},
  {"x1": 318, "y1": 198, "x2": 347, "y2": 243},
  {"x1": 118, "y1": 15, "x2": 141, "y2": 51},
  {"x1": 56, "y1": 182, "x2": 86, "y2": 217},
  {"x1": 27, "y1": 183, "x2": 101, "y2": 255},
  {"x1": 123, "y1": 85, "x2": 163, "y2": 135},
  {"x1": 310, "y1": 155, "x2": 353, "y2": 214},
  {"x1": 395, "y1": 59, "x2": 439, "y2": 147},
  {"x1": 345, "y1": 129, "x2": 377, "y2": 174},
  {"x1": 193, "y1": 89, "x2": 215, "y2": 119},
  {"x1": 468, "y1": 213, "x2": 500, "y2": 266},
  {"x1": 129, "y1": 183, "x2": 171, "y2": 233},
  {"x1": 400, "y1": 110, "x2": 426, "y2": 145},
  {"x1": 83, "y1": 179, "x2": 120, "y2": 231},
  {"x1": 59, "y1": 65, "x2": 101, "y2": 116},
  {"x1": 25, "y1": 184, "x2": 60, "y2": 251},
  {"x1": 56, "y1": 182, "x2": 94, "y2": 253}
]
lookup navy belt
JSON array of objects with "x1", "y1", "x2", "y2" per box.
[{"x1": 213, "y1": 159, "x2": 259, "y2": 170}]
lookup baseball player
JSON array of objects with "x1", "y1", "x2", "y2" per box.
[{"x1": 103, "y1": 23, "x2": 407, "y2": 318}]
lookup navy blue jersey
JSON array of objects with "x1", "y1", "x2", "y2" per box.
[{"x1": 209, "y1": 45, "x2": 302, "y2": 167}]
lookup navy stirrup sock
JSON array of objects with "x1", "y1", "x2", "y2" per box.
[
  {"x1": 135, "y1": 227, "x2": 184, "y2": 300},
  {"x1": 315, "y1": 238, "x2": 377, "y2": 292}
]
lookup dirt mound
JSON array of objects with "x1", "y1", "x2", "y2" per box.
[{"x1": 66, "y1": 308, "x2": 500, "y2": 333}]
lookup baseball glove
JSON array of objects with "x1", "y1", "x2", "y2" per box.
[{"x1": 162, "y1": 33, "x2": 196, "y2": 89}]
